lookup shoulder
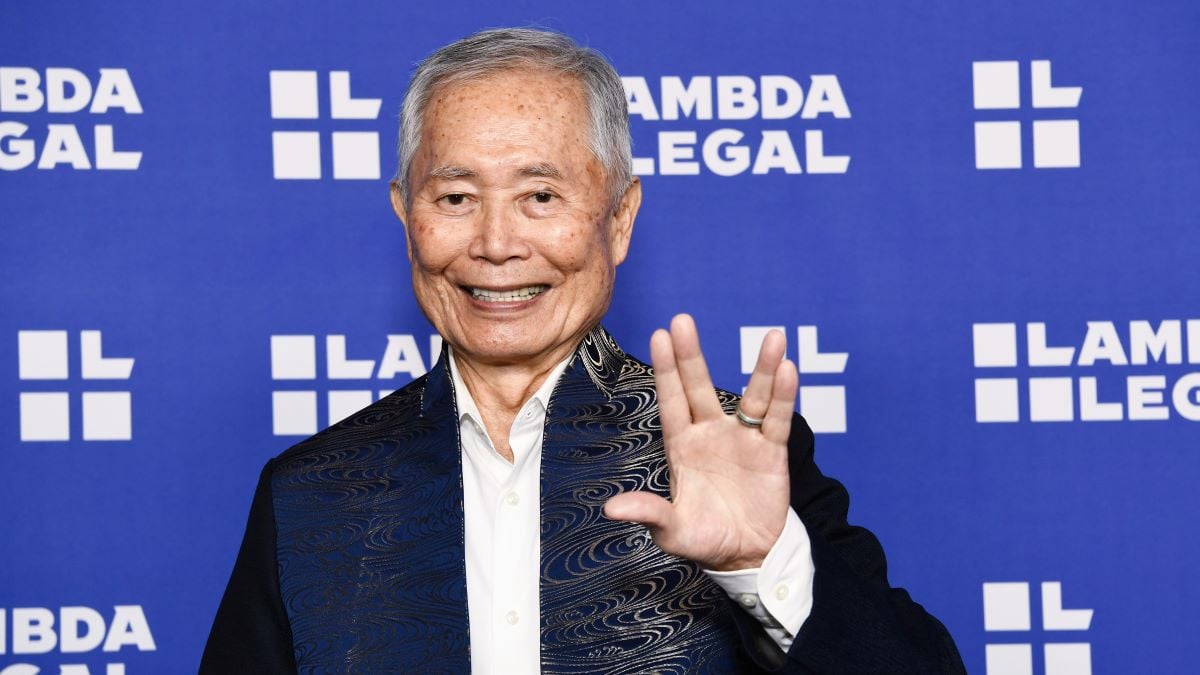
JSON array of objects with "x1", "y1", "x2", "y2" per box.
[{"x1": 269, "y1": 373, "x2": 432, "y2": 472}]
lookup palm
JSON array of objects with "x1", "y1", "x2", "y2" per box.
[{"x1": 604, "y1": 314, "x2": 797, "y2": 571}]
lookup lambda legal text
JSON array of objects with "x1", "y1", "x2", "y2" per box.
[
  {"x1": 0, "y1": 68, "x2": 142, "y2": 171},
  {"x1": 621, "y1": 74, "x2": 851, "y2": 176},
  {"x1": 973, "y1": 320, "x2": 1200, "y2": 423},
  {"x1": 0, "y1": 605, "x2": 155, "y2": 674}
]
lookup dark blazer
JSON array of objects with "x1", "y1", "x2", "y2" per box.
[{"x1": 202, "y1": 327, "x2": 964, "y2": 673}]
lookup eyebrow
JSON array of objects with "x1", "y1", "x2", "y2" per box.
[
  {"x1": 518, "y1": 162, "x2": 563, "y2": 180},
  {"x1": 428, "y1": 165, "x2": 475, "y2": 180},
  {"x1": 427, "y1": 163, "x2": 564, "y2": 181}
]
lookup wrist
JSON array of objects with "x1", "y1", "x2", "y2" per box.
[{"x1": 706, "y1": 552, "x2": 768, "y2": 572}]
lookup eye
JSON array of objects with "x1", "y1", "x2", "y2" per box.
[
  {"x1": 441, "y1": 193, "x2": 467, "y2": 206},
  {"x1": 522, "y1": 190, "x2": 561, "y2": 216}
]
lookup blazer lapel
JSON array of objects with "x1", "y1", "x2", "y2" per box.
[
  {"x1": 537, "y1": 327, "x2": 749, "y2": 674},
  {"x1": 272, "y1": 346, "x2": 471, "y2": 671}
]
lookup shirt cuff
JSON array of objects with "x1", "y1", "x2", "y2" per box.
[{"x1": 702, "y1": 507, "x2": 815, "y2": 652}]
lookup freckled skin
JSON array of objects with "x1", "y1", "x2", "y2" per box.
[{"x1": 391, "y1": 69, "x2": 641, "y2": 432}]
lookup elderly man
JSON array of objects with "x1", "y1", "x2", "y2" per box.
[{"x1": 202, "y1": 28, "x2": 964, "y2": 673}]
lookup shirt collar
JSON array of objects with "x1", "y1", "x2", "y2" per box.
[{"x1": 447, "y1": 348, "x2": 571, "y2": 429}]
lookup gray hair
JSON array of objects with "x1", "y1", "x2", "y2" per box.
[{"x1": 395, "y1": 27, "x2": 632, "y2": 211}]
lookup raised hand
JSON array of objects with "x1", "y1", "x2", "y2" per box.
[{"x1": 604, "y1": 314, "x2": 798, "y2": 571}]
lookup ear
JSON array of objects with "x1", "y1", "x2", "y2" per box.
[
  {"x1": 607, "y1": 176, "x2": 641, "y2": 266},
  {"x1": 390, "y1": 179, "x2": 415, "y2": 262}
]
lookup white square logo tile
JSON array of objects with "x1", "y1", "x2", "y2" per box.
[
  {"x1": 273, "y1": 390, "x2": 318, "y2": 436},
  {"x1": 1029, "y1": 377, "x2": 1074, "y2": 422},
  {"x1": 973, "y1": 323, "x2": 1018, "y2": 368},
  {"x1": 975, "y1": 379, "x2": 1020, "y2": 423},
  {"x1": 799, "y1": 385, "x2": 846, "y2": 434},
  {"x1": 973, "y1": 61, "x2": 1021, "y2": 110},
  {"x1": 331, "y1": 131, "x2": 381, "y2": 180},
  {"x1": 1045, "y1": 643, "x2": 1091, "y2": 675},
  {"x1": 18, "y1": 330, "x2": 69, "y2": 380},
  {"x1": 269, "y1": 71, "x2": 319, "y2": 119},
  {"x1": 82, "y1": 391, "x2": 132, "y2": 441},
  {"x1": 272, "y1": 131, "x2": 321, "y2": 180},
  {"x1": 986, "y1": 644, "x2": 1033, "y2": 675},
  {"x1": 271, "y1": 335, "x2": 317, "y2": 380},
  {"x1": 983, "y1": 582, "x2": 1031, "y2": 631},
  {"x1": 1033, "y1": 120, "x2": 1080, "y2": 168},
  {"x1": 20, "y1": 392, "x2": 70, "y2": 441},
  {"x1": 975, "y1": 121, "x2": 1022, "y2": 169}
]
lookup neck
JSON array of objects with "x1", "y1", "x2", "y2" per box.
[
  {"x1": 454, "y1": 352, "x2": 566, "y2": 417},
  {"x1": 452, "y1": 340, "x2": 579, "y2": 463}
]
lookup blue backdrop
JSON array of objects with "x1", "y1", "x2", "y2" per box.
[{"x1": 3, "y1": 1, "x2": 1197, "y2": 673}]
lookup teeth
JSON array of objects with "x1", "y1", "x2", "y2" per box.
[{"x1": 470, "y1": 285, "x2": 549, "y2": 302}]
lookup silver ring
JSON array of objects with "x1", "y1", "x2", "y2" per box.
[{"x1": 735, "y1": 405, "x2": 765, "y2": 428}]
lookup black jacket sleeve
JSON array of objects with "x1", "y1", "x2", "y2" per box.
[
  {"x1": 729, "y1": 415, "x2": 965, "y2": 673},
  {"x1": 199, "y1": 460, "x2": 297, "y2": 674}
]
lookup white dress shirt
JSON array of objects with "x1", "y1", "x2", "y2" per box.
[{"x1": 450, "y1": 351, "x2": 815, "y2": 674}]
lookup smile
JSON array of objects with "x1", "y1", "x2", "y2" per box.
[{"x1": 468, "y1": 285, "x2": 549, "y2": 302}]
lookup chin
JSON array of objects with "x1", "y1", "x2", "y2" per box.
[{"x1": 454, "y1": 327, "x2": 542, "y2": 359}]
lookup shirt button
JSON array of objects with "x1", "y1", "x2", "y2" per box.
[
  {"x1": 505, "y1": 610, "x2": 519, "y2": 625},
  {"x1": 504, "y1": 491, "x2": 520, "y2": 506},
  {"x1": 775, "y1": 583, "x2": 790, "y2": 601},
  {"x1": 738, "y1": 593, "x2": 758, "y2": 609}
]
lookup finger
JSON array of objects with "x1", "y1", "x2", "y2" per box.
[
  {"x1": 668, "y1": 314, "x2": 724, "y2": 420},
  {"x1": 740, "y1": 329, "x2": 786, "y2": 419},
  {"x1": 604, "y1": 491, "x2": 674, "y2": 532},
  {"x1": 650, "y1": 329, "x2": 692, "y2": 436},
  {"x1": 761, "y1": 358, "x2": 799, "y2": 446}
]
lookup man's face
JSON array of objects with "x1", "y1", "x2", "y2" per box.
[{"x1": 394, "y1": 69, "x2": 640, "y2": 369}]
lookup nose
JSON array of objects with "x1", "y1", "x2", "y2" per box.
[{"x1": 467, "y1": 201, "x2": 531, "y2": 264}]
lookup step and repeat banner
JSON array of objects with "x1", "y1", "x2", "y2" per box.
[{"x1": 2, "y1": 1, "x2": 1196, "y2": 673}]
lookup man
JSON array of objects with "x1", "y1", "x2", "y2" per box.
[{"x1": 202, "y1": 28, "x2": 964, "y2": 673}]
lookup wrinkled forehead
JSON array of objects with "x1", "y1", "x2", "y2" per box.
[
  {"x1": 427, "y1": 63, "x2": 587, "y2": 109},
  {"x1": 432, "y1": 68, "x2": 595, "y2": 138},
  {"x1": 421, "y1": 67, "x2": 589, "y2": 137},
  {"x1": 414, "y1": 68, "x2": 604, "y2": 180}
]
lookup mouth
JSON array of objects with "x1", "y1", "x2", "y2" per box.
[{"x1": 465, "y1": 284, "x2": 550, "y2": 303}]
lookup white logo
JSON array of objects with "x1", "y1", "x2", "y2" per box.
[
  {"x1": 269, "y1": 70, "x2": 381, "y2": 180},
  {"x1": 972, "y1": 60, "x2": 1081, "y2": 169},
  {"x1": 0, "y1": 604, "x2": 155, "y2": 674},
  {"x1": 739, "y1": 326, "x2": 848, "y2": 433},
  {"x1": 972, "y1": 321, "x2": 1200, "y2": 423},
  {"x1": 269, "y1": 334, "x2": 442, "y2": 436},
  {"x1": 17, "y1": 331, "x2": 134, "y2": 442},
  {"x1": 0, "y1": 67, "x2": 142, "y2": 171},
  {"x1": 622, "y1": 75, "x2": 850, "y2": 176},
  {"x1": 983, "y1": 581, "x2": 1093, "y2": 675}
]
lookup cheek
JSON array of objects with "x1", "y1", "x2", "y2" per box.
[
  {"x1": 551, "y1": 228, "x2": 614, "y2": 283},
  {"x1": 409, "y1": 222, "x2": 462, "y2": 274},
  {"x1": 547, "y1": 226, "x2": 599, "y2": 269}
]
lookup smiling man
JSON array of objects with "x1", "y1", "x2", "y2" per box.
[{"x1": 201, "y1": 28, "x2": 964, "y2": 674}]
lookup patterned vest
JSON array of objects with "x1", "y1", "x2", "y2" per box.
[{"x1": 271, "y1": 327, "x2": 756, "y2": 673}]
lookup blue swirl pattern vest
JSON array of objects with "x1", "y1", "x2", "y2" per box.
[{"x1": 271, "y1": 327, "x2": 755, "y2": 673}]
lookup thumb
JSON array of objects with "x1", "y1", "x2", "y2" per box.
[{"x1": 604, "y1": 491, "x2": 674, "y2": 530}]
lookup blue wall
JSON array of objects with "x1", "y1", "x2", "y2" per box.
[{"x1": 3, "y1": 2, "x2": 1197, "y2": 672}]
